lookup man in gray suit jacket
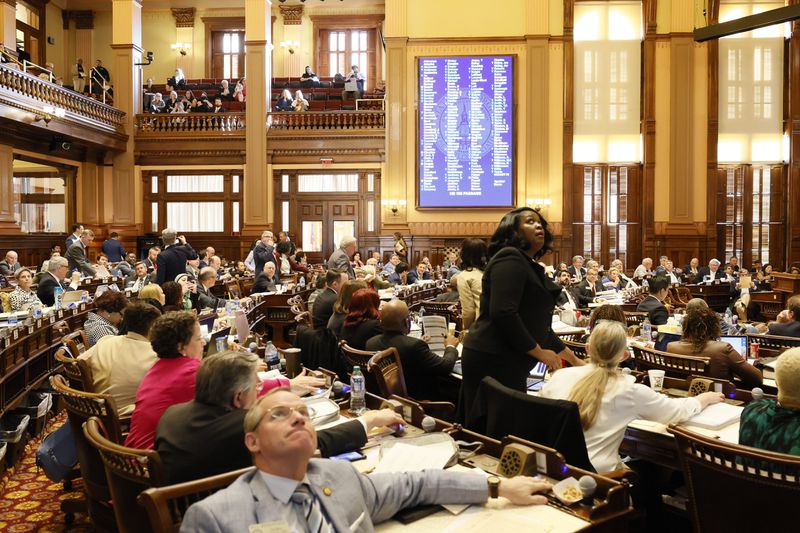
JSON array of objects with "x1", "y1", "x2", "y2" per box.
[
  {"x1": 181, "y1": 389, "x2": 551, "y2": 532},
  {"x1": 327, "y1": 235, "x2": 356, "y2": 279},
  {"x1": 65, "y1": 229, "x2": 97, "y2": 277}
]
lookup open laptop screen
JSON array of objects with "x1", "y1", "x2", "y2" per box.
[{"x1": 720, "y1": 335, "x2": 748, "y2": 359}]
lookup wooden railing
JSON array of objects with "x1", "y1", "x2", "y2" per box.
[
  {"x1": 0, "y1": 63, "x2": 125, "y2": 127},
  {"x1": 135, "y1": 112, "x2": 246, "y2": 135},
  {"x1": 267, "y1": 110, "x2": 385, "y2": 130}
]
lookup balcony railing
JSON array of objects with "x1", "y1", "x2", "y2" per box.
[
  {"x1": 267, "y1": 110, "x2": 385, "y2": 130},
  {"x1": 0, "y1": 63, "x2": 125, "y2": 127},
  {"x1": 135, "y1": 112, "x2": 246, "y2": 135}
]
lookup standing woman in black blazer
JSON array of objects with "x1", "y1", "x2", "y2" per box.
[{"x1": 459, "y1": 207, "x2": 584, "y2": 421}]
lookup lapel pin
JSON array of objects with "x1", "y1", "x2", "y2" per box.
[{"x1": 323, "y1": 486, "x2": 332, "y2": 496}]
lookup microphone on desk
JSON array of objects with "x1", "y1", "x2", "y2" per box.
[
  {"x1": 421, "y1": 416, "x2": 436, "y2": 433},
  {"x1": 751, "y1": 387, "x2": 764, "y2": 402},
  {"x1": 578, "y1": 475, "x2": 597, "y2": 505},
  {"x1": 332, "y1": 381, "x2": 346, "y2": 397},
  {"x1": 621, "y1": 367, "x2": 632, "y2": 375}
]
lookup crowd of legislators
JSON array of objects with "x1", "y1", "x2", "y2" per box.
[{"x1": 1, "y1": 216, "x2": 800, "y2": 531}]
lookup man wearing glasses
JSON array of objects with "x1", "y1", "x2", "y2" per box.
[
  {"x1": 181, "y1": 389, "x2": 553, "y2": 532},
  {"x1": 36, "y1": 256, "x2": 81, "y2": 307}
]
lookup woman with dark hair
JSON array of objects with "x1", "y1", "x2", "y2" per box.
[
  {"x1": 578, "y1": 304, "x2": 628, "y2": 345},
  {"x1": 340, "y1": 288, "x2": 383, "y2": 350},
  {"x1": 387, "y1": 262, "x2": 409, "y2": 285},
  {"x1": 351, "y1": 251, "x2": 365, "y2": 269},
  {"x1": 667, "y1": 306, "x2": 762, "y2": 388},
  {"x1": 328, "y1": 280, "x2": 369, "y2": 337},
  {"x1": 125, "y1": 311, "x2": 205, "y2": 449},
  {"x1": 161, "y1": 281, "x2": 185, "y2": 313},
  {"x1": 276, "y1": 240, "x2": 309, "y2": 274},
  {"x1": 456, "y1": 238, "x2": 488, "y2": 330},
  {"x1": 84, "y1": 290, "x2": 129, "y2": 347},
  {"x1": 460, "y1": 207, "x2": 583, "y2": 422}
]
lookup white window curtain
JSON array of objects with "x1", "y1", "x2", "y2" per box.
[
  {"x1": 573, "y1": 1, "x2": 642, "y2": 163},
  {"x1": 167, "y1": 174, "x2": 224, "y2": 193},
  {"x1": 167, "y1": 202, "x2": 224, "y2": 232},
  {"x1": 297, "y1": 174, "x2": 359, "y2": 192},
  {"x1": 718, "y1": 2, "x2": 786, "y2": 163}
]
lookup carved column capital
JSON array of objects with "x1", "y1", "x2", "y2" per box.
[
  {"x1": 171, "y1": 7, "x2": 196, "y2": 28},
  {"x1": 279, "y1": 5, "x2": 304, "y2": 26},
  {"x1": 62, "y1": 10, "x2": 95, "y2": 30},
  {"x1": 1, "y1": 0, "x2": 17, "y2": 9}
]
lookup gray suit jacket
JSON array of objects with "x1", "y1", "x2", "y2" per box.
[
  {"x1": 65, "y1": 242, "x2": 96, "y2": 277},
  {"x1": 180, "y1": 459, "x2": 488, "y2": 533},
  {"x1": 327, "y1": 247, "x2": 354, "y2": 279}
]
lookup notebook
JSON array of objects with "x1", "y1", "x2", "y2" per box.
[{"x1": 684, "y1": 402, "x2": 743, "y2": 430}]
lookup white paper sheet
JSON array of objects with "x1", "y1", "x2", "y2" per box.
[{"x1": 372, "y1": 441, "x2": 455, "y2": 475}]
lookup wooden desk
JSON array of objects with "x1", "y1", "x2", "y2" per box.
[
  {"x1": 771, "y1": 272, "x2": 800, "y2": 294},
  {"x1": 249, "y1": 288, "x2": 312, "y2": 347},
  {"x1": 750, "y1": 291, "x2": 784, "y2": 320},
  {"x1": 688, "y1": 283, "x2": 731, "y2": 312}
]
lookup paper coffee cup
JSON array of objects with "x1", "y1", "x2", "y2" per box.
[
  {"x1": 648, "y1": 369, "x2": 665, "y2": 392},
  {"x1": 448, "y1": 323, "x2": 456, "y2": 336}
]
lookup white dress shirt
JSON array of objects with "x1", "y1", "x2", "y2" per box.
[{"x1": 540, "y1": 364, "x2": 702, "y2": 473}]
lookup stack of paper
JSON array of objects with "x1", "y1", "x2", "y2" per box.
[
  {"x1": 684, "y1": 402, "x2": 743, "y2": 430},
  {"x1": 421, "y1": 315, "x2": 447, "y2": 356}
]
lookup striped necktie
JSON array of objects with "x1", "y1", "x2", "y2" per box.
[{"x1": 291, "y1": 484, "x2": 332, "y2": 533}]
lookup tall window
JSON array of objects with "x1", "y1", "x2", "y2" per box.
[
  {"x1": 716, "y1": 2, "x2": 787, "y2": 266},
  {"x1": 573, "y1": 1, "x2": 642, "y2": 163},
  {"x1": 319, "y1": 28, "x2": 374, "y2": 90},
  {"x1": 571, "y1": 2, "x2": 642, "y2": 268},
  {"x1": 13, "y1": 174, "x2": 66, "y2": 233},
  {"x1": 211, "y1": 30, "x2": 245, "y2": 79},
  {"x1": 144, "y1": 171, "x2": 242, "y2": 235}
]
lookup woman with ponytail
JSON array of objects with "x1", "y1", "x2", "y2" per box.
[{"x1": 541, "y1": 320, "x2": 723, "y2": 473}]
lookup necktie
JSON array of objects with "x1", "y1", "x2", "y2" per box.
[{"x1": 291, "y1": 484, "x2": 331, "y2": 533}]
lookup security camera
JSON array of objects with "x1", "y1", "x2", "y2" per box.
[
  {"x1": 146, "y1": 51, "x2": 154, "y2": 62},
  {"x1": 61, "y1": 141, "x2": 71, "y2": 151}
]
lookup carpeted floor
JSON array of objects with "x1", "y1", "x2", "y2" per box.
[{"x1": 0, "y1": 411, "x2": 90, "y2": 532}]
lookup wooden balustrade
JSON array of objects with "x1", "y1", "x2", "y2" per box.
[
  {"x1": 267, "y1": 110, "x2": 385, "y2": 130},
  {"x1": 135, "y1": 112, "x2": 247, "y2": 135},
  {"x1": 0, "y1": 63, "x2": 125, "y2": 127}
]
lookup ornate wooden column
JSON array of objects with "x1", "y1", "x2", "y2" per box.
[
  {"x1": 561, "y1": 0, "x2": 575, "y2": 255},
  {"x1": 109, "y1": 0, "x2": 142, "y2": 235},
  {"x1": 525, "y1": 1, "x2": 551, "y2": 218},
  {"x1": 0, "y1": 0, "x2": 15, "y2": 57},
  {"x1": 789, "y1": 0, "x2": 800, "y2": 266},
  {"x1": 0, "y1": 143, "x2": 21, "y2": 234},
  {"x1": 242, "y1": 0, "x2": 272, "y2": 237}
]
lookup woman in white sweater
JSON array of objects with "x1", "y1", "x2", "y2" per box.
[
  {"x1": 455, "y1": 238, "x2": 488, "y2": 330},
  {"x1": 540, "y1": 320, "x2": 723, "y2": 473}
]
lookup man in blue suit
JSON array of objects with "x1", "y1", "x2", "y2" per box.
[
  {"x1": 181, "y1": 389, "x2": 552, "y2": 532},
  {"x1": 101, "y1": 232, "x2": 126, "y2": 262}
]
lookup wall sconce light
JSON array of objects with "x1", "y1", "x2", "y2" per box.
[
  {"x1": 280, "y1": 40, "x2": 301, "y2": 54},
  {"x1": 526, "y1": 197, "x2": 552, "y2": 212},
  {"x1": 170, "y1": 42, "x2": 192, "y2": 56},
  {"x1": 34, "y1": 105, "x2": 65, "y2": 125},
  {"x1": 381, "y1": 199, "x2": 407, "y2": 218}
]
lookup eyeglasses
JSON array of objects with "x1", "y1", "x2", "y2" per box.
[{"x1": 263, "y1": 404, "x2": 316, "y2": 423}]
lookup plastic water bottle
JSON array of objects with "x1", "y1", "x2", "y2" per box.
[
  {"x1": 641, "y1": 318, "x2": 652, "y2": 343},
  {"x1": 298, "y1": 276, "x2": 306, "y2": 288},
  {"x1": 8, "y1": 313, "x2": 18, "y2": 329},
  {"x1": 265, "y1": 341, "x2": 280, "y2": 371},
  {"x1": 349, "y1": 366, "x2": 366, "y2": 415},
  {"x1": 53, "y1": 287, "x2": 64, "y2": 310}
]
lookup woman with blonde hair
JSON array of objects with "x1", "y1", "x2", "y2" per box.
[
  {"x1": 540, "y1": 320, "x2": 723, "y2": 473},
  {"x1": 292, "y1": 89, "x2": 309, "y2": 112}
]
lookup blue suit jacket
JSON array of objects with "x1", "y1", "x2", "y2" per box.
[{"x1": 180, "y1": 459, "x2": 488, "y2": 533}]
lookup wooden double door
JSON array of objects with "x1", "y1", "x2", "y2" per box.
[{"x1": 293, "y1": 199, "x2": 359, "y2": 265}]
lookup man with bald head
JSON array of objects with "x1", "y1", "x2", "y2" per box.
[
  {"x1": 366, "y1": 299, "x2": 459, "y2": 401},
  {"x1": 0, "y1": 251, "x2": 21, "y2": 276}
]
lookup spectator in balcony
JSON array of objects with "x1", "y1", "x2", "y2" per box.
[
  {"x1": 342, "y1": 64, "x2": 366, "y2": 100},
  {"x1": 217, "y1": 79, "x2": 234, "y2": 100},
  {"x1": 71, "y1": 58, "x2": 86, "y2": 93},
  {"x1": 150, "y1": 92, "x2": 166, "y2": 113},
  {"x1": 234, "y1": 78, "x2": 245, "y2": 102},
  {"x1": 164, "y1": 90, "x2": 179, "y2": 113},
  {"x1": 91, "y1": 59, "x2": 111, "y2": 95},
  {"x1": 292, "y1": 89, "x2": 309, "y2": 112},
  {"x1": 168, "y1": 68, "x2": 186, "y2": 89},
  {"x1": 274, "y1": 88, "x2": 293, "y2": 112},
  {"x1": 212, "y1": 97, "x2": 226, "y2": 113},
  {"x1": 301, "y1": 65, "x2": 320, "y2": 87}
]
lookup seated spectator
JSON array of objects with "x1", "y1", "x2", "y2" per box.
[
  {"x1": 217, "y1": 79, "x2": 234, "y2": 100},
  {"x1": 768, "y1": 295, "x2": 800, "y2": 338},
  {"x1": 739, "y1": 347, "x2": 800, "y2": 456},
  {"x1": 78, "y1": 302, "x2": 161, "y2": 415},
  {"x1": 233, "y1": 78, "x2": 245, "y2": 102},
  {"x1": 167, "y1": 68, "x2": 186, "y2": 89},
  {"x1": 328, "y1": 280, "x2": 369, "y2": 337},
  {"x1": 636, "y1": 274, "x2": 670, "y2": 326},
  {"x1": 164, "y1": 90, "x2": 179, "y2": 113},
  {"x1": 366, "y1": 299, "x2": 459, "y2": 401},
  {"x1": 251, "y1": 262, "x2": 281, "y2": 294},
  {"x1": 9, "y1": 268, "x2": 43, "y2": 311},
  {"x1": 292, "y1": 89, "x2": 309, "y2": 112},
  {"x1": 36, "y1": 256, "x2": 80, "y2": 306},
  {"x1": 667, "y1": 306, "x2": 762, "y2": 388},
  {"x1": 406, "y1": 263, "x2": 431, "y2": 285},
  {"x1": 150, "y1": 92, "x2": 165, "y2": 113},
  {"x1": 0, "y1": 250, "x2": 21, "y2": 275},
  {"x1": 125, "y1": 312, "x2": 205, "y2": 449},
  {"x1": 211, "y1": 97, "x2": 226, "y2": 113},
  {"x1": 541, "y1": 320, "x2": 723, "y2": 473},
  {"x1": 274, "y1": 88, "x2": 293, "y2": 112},
  {"x1": 84, "y1": 291, "x2": 129, "y2": 347},
  {"x1": 155, "y1": 351, "x2": 398, "y2": 484},
  {"x1": 340, "y1": 289, "x2": 383, "y2": 350},
  {"x1": 342, "y1": 64, "x2": 366, "y2": 100},
  {"x1": 300, "y1": 65, "x2": 320, "y2": 86}
]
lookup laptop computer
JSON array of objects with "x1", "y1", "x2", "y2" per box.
[
  {"x1": 720, "y1": 335, "x2": 748, "y2": 359},
  {"x1": 527, "y1": 361, "x2": 548, "y2": 391}
]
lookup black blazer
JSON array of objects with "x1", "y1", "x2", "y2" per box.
[
  {"x1": 155, "y1": 401, "x2": 368, "y2": 485},
  {"x1": 574, "y1": 278, "x2": 605, "y2": 307},
  {"x1": 636, "y1": 295, "x2": 669, "y2": 326},
  {"x1": 36, "y1": 272, "x2": 70, "y2": 307},
  {"x1": 251, "y1": 272, "x2": 279, "y2": 294},
  {"x1": 340, "y1": 319, "x2": 383, "y2": 351},
  {"x1": 464, "y1": 247, "x2": 565, "y2": 362},
  {"x1": 312, "y1": 288, "x2": 338, "y2": 329},
  {"x1": 567, "y1": 265, "x2": 586, "y2": 279},
  {"x1": 767, "y1": 321, "x2": 800, "y2": 338},
  {"x1": 156, "y1": 243, "x2": 198, "y2": 285},
  {"x1": 556, "y1": 286, "x2": 579, "y2": 308},
  {"x1": 365, "y1": 331, "x2": 458, "y2": 401},
  {"x1": 253, "y1": 243, "x2": 276, "y2": 276},
  {"x1": 693, "y1": 267, "x2": 725, "y2": 284}
]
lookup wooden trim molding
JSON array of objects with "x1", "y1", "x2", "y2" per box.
[
  {"x1": 279, "y1": 5, "x2": 304, "y2": 26},
  {"x1": 654, "y1": 222, "x2": 707, "y2": 236},
  {"x1": 62, "y1": 10, "x2": 94, "y2": 30}
]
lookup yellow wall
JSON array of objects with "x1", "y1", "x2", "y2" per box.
[{"x1": 45, "y1": 2, "x2": 65, "y2": 78}]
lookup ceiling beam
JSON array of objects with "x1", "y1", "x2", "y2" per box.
[{"x1": 694, "y1": 4, "x2": 800, "y2": 42}]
